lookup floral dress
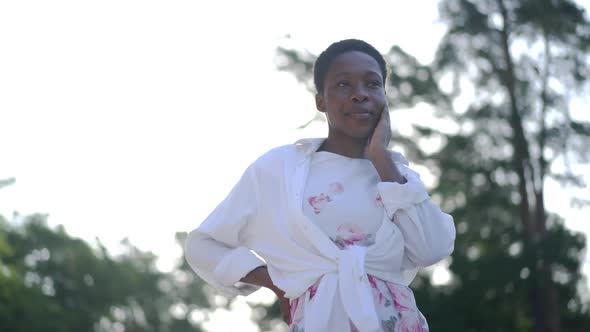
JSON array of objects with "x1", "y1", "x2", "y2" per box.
[{"x1": 291, "y1": 151, "x2": 429, "y2": 332}]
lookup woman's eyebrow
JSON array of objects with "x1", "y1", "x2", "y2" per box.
[
  {"x1": 332, "y1": 70, "x2": 381, "y2": 78},
  {"x1": 364, "y1": 71, "x2": 382, "y2": 77}
]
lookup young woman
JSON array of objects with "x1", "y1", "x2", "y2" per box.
[{"x1": 185, "y1": 39, "x2": 456, "y2": 332}]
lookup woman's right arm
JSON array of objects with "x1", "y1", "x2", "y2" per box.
[
  {"x1": 239, "y1": 266, "x2": 275, "y2": 289},
  {"x1": 184, "y1": 164, "x2": 291, "y2": 322},
  {"x1": 184, "y1": 165, "x2": 266, "y2": 297},
  {"x1": 186, "y1": 232, "x2": 292, "y2": 323},
  {"x1": 240, "y1": 266, "x2": 291, "y2": 324}
]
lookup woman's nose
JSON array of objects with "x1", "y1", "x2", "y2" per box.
[{"x1": 350, "y1": 85, "x2": 369, "y2": 103}]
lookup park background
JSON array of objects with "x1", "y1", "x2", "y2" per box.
[{"x1": 1, "y1": 0, "x2": 590, "y2": 331}]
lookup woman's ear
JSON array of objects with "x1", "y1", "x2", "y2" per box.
[{"x1": 315, "y1": 94, "x2": 326, "y2": 113}]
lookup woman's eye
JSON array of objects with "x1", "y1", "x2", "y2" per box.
[
  {"x1": 368, "y1": 81, "x2": 382, "y2": 88},
  {"x1": 337, "y1": 81, "x2": 350, "y2": 87}
]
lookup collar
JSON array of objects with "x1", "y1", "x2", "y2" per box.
[{"x1": 294, "y1": 137, "x2": 325, "y2": 156}]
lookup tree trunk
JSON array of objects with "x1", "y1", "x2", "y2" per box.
[{"x1": 495, "y1": 1, "x2": 561, "y2": 331}]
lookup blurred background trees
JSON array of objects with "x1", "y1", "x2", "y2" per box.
[
  {"x1": 1, "y1": 0, "x2": 589, "y2": 331},
  {"x1": 274, "y1": 0, "x2": 590, "y2": 331},
  {"x1": 0, "y1": 181, "x2": 212, "y2": 332}
]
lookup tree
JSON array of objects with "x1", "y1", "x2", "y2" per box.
[
  {"x1": 0, "y1": 211, "x2": 211, "y2": 332},
  {"x1": 273, "y1": 1, "x2": 590, "y2": 331},
  {"x1": 431, "y1": 1, "x2": 590, "y2": 331}
]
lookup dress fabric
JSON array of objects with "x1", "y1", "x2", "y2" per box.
[
  {"x1": 289, "y1": 269, "x2": 429, "y2": 332},
  {"x1": 288, "y1": 151, "x2": 429, "y2": 332},
  {"x1": 183, "y1": 138, "x2": 456, "y2": 332}
]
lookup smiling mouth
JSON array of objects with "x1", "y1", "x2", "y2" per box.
[{"x1": 347, "y1": 112, "x2": 372, "y2": 120}]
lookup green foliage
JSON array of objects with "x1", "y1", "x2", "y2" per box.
[
  {"x1": 0, "y1": 214, "x2": 209, "y2": 332},
  {"x1": 0, "y1": 178, "x2": 15, "y2": 190}
]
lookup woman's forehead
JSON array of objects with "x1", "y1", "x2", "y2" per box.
[{"x1": 326, "y1": 51, "x2": 382, "y2": 77}]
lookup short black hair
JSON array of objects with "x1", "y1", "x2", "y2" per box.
[{"x1": 313, "y1": 39, "x2": 387, "y2": 95}]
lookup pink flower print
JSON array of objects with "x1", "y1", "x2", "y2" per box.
[
  {"x1": 308, "y1": 282, "x2": 319, "y2": 300},
  {"x1": 367, "y1": 275, "x2": 385, "y2": 305},
  {"x1": 367, "y1": 274, "x2": 378, "y2": 289},
  {"x1": 307, "y1": 193, "x2": 332, "y2": 214},
  {"x1": 375, "y1": 195, "x2": 384, "y2": 207},
  {"x1": 329, "y1": 182, "x2": 344, "y2": 194},
  {"x1": 394, "y1": 312, "x2": 424, "y2": 332},
  {"x1": 289, "y1": 297, "x2": 300, "y2": 322},
  {"x1": 331, "y1": 225, "x2": 375, "y2": 249},
  {"x1": 289, "y1": 297, "x2": 305, "y2": 327},
  {"x1": 386, "y1": 283, "x2": 417, "y2": 312},
  {"x1": 336, "y1": 224, "x2": 366, "y2": 245}
]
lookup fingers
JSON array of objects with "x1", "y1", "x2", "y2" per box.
[
  {"x1": 383, "y1": 101, "x2": 391, "y2": 124},
  {"x1": 383, "y1": 107, "x2": 391, "y2": 129},
  {"x1": 379, "y1": 103, "x2": 392, "y2": 146},
  {"x1": 382, "y1": 101, "x2": 390, "y2": 120},
  {"x1": 376, "y1": 105, "x2": 390, "y2": 134},
  {"x1": 278, "y1": 295, "x2": 291, "y2": 324},
  {"x1": 282, "y1": 302, "x2": 291, "y2": 323}
]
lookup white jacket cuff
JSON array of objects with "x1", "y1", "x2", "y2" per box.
[
  {"x1": 213, "y1": 247, "x2": 266, "y2": 288},
  {"x1": 377, "y1": 172, "x2": 430, "y2": 220}
]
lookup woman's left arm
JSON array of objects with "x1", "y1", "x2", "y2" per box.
[
  {"x1": 366, "y1": 106, "x2": 455, "y2": 267},
  {"x1": 376, "y1": 163, "x2": 456, "y2": 267}
]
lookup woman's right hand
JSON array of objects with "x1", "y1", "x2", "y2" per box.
[
  {"x1": 271, "y1": 287, "x2": 292, "y2": 324},
  {"x1": 240, "y1": 266, "x2": 291, "y2": 324}
]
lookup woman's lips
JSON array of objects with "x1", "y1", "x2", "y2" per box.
[{"x1": 348, "y1": 112, "x2": 372, "y2": 120}]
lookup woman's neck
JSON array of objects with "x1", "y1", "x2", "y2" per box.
[{"x1": 318, "y1": 134, "x2": 368, "y2": 159}]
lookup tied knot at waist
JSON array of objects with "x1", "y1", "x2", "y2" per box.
[{"x1": 303, "y1": 245, "x2": 381, "y2": 332}]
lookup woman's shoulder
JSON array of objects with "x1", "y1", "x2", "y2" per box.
[
  {"x1": 247, "y1": 143, "x2": 303, "y2": 176},
  {"x1": 387, "y1": 150, "x2": 427, "y2": 182},
  {"x1": 390, "y1": 150, "x2": 409, "y2": 166},
  {"x1": 254, "y1": 144, "x2": 297, "y2": 164},
  {"x1": 388, "y1": 151, "x2": 428, "y2": 184},
  {"x1": 252, "y1": 138, "x2": 323, "y2": 169}
]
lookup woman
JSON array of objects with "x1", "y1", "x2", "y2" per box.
[{"x1": 185, "y1": 39, "x2": 456, "y2": 332}]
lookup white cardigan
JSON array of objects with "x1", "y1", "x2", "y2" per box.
[{"x1": 185, "y1": 138, "x2": 456, "y2": 332}]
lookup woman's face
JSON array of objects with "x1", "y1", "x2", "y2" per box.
[{"x1": 316, "y1": 51, "x2": 387, "y2": 140}]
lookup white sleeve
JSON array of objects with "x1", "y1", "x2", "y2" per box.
[
  {"x1": 377, "y1": 163, "x2": 456, "y2": 268},
  {"x1": 184, "y1": 165, "x2": 266, "y2": 297}
]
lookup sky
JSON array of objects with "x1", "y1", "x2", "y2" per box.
[{"x1": 1, "y1": 1, "x2": 589, "y2": 331}]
